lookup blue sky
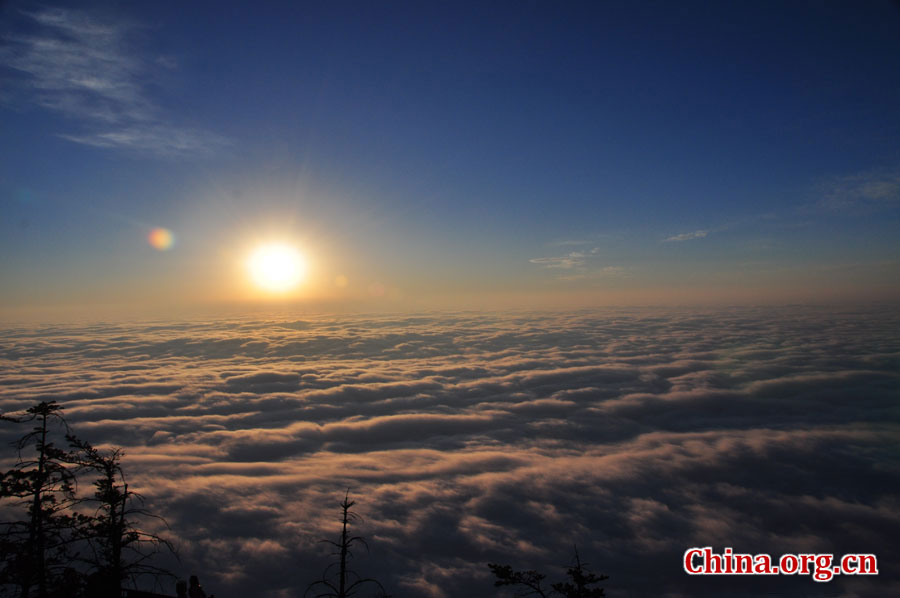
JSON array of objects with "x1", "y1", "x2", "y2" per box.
[{"x1": 2, "y1": 1, "x2": 899, "y2": 314}]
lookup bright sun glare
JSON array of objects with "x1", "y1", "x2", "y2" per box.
[{"x1": 247, "y1": 243, "x2": 307, "y2": 293}]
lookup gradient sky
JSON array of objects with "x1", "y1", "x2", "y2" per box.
[{"x1": 2, "y1": 1, "x2": 900, "y2": 316}]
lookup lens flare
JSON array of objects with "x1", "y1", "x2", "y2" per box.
[
  {"x1": 247, "y1": 243, "x2": 306, "y2": 293},
  {"x1": 148, "y1": 228, "x2": 174, "y2": 251}
]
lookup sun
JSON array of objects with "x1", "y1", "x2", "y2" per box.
[{"x1": 247, "y1": 243, "x2": 307, "y2": 293}]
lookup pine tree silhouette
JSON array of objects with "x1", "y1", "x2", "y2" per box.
[
  {"x1": 489, "y1": 546, "x2": 607, "y2": 598},
  {"x1": 69, "y1": 438, "x2": 176, "y2": 597},
  {"x1": 305, "y1": 490, "x2": 389, "y2": 598},
  {"x1": 1, "y1": 402, "x2": 176, "y2": 598},
  {"x1": 0, "y1": 402, "x2": 83, "y2": 598}
]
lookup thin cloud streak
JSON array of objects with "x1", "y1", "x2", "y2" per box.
[
  {"x1": 819, "y1": 168, "x2": 900, "y2": 210},
  {"x1": 1, "y1": 8, "x2": 226, "y2": 156},
  {"x1": 529, "y1": 253, "x2": 586, "y2": 269},
  {"x1": 529, "y1": 249, "x2": 623, "y2": 275},
  {"x1": 664, "y1": 230, "x2": 708, "y2": 242}
]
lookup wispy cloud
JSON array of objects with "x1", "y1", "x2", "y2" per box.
[
  {"x1": 1, "y1": 8, "x2": 226, "y2": 157},
  {"x1": 529, "y1": 252, "x2": 586, "y2": 269},
  {"x1": 819, "y1": 169, "x2": 900, "y2": 210},
  {"x1": 530, "y1": 248, "x2": 624, "y2": 282},
  {"x1": 663, "y1": 229, "x2": 708, "y2": 242},
  {"x1": 58, "y1": 125, "x2": 227, "y2": 156}
]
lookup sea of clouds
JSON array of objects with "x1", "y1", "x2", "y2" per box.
[{"x1": 1, "y1": 306, "x2": 898, "y2": 598}]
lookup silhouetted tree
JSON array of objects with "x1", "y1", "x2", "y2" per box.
[
  {"x1": 0, "y1": 402, "x2": 84, "y2": 598},
  {"x1": 187, "y1": 574, "x2": 212, "y2": 598},
  {"x1": 489, "y1": 546, "x2": 607, "y2": 598},
  {"x1": 305, "y1": 490, "x2": 389, "y2": 598},
  {"x1": 1, "y1": 403, "x2": 177, "y2": 598},
  {"x1": 67, "y1": 438, "x2": 176, "y2": 597},
  {"x1": 488, "y1": 564, "x2": 548, "y2": 598}
]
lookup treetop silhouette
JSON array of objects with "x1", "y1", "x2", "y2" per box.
[
  {"x1": 489, "y1": 545, "x2": 607, "y2": 598},
  {"x1": 305, "y1": 489, "x2": 389, "y2": 598},
  {"x1": 0, "y1": 401, "x2": 176, "y2": 598}
]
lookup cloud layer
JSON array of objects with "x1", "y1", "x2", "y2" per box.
[{"x1": 1, "y1": 308, "x2": 898, "y2": 597}]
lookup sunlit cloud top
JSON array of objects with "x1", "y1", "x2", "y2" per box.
[{"x1": 1, "y1": 307, "x2": 897, "y2": 596}]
